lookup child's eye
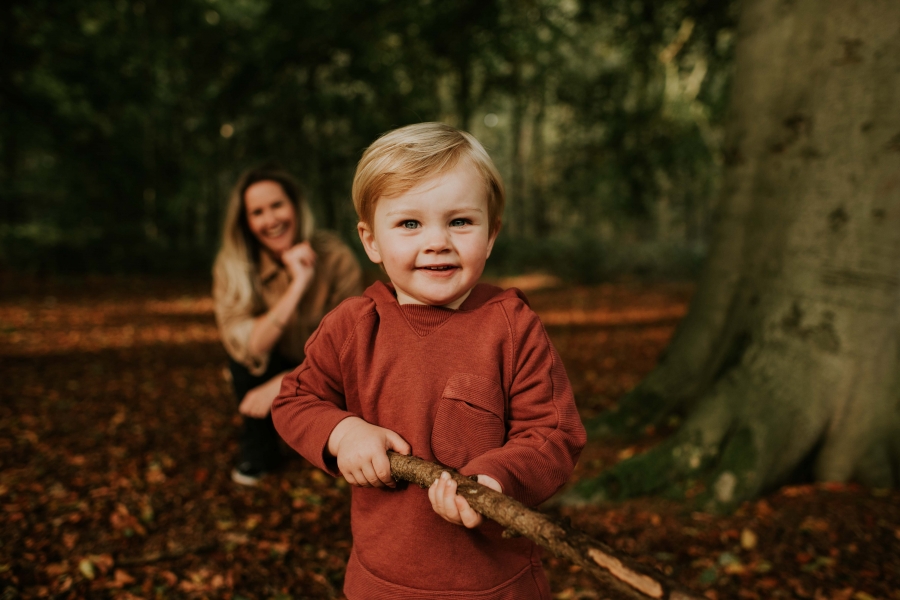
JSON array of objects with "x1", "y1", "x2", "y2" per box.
[
  {"x1": 400, "y1": 220, "x2": 420, "y2": 229},
  {"x1": 450, "y1": 218, "x2": 470, "y2": 227}
]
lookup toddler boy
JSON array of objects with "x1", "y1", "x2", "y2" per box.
[{"x1": 272, "y1": 122, "x2": 586, "y2": 599}]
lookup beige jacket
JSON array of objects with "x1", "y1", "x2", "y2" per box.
[{"x1": 213, "y1": 230, "x2": 364, "y2": 375}]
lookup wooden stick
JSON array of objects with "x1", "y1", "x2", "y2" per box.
[{"x1": 388, "y1": 452, "x2": 701, "y2": 600}]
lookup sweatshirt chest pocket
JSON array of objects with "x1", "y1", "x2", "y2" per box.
[{"x1": 431, "y1": 373, "x2": 507, "y2": 470}]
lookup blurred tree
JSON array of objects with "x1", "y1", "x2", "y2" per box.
[
  {"x1": 0, "y1": 0, "x2": 735, "y2": 274},
  {"x1": 572, "y1": 0, "x2": 900, "y2": 510}
]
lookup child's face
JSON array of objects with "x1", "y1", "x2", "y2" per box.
[{"x1": 358, "y1": 160, "x2": 498, "y2": 309}]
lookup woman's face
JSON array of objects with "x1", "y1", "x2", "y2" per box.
[{"x1": 244, "y1": 180, "x2": 297, "y2": 257}]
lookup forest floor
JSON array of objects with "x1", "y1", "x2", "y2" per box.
[{"x1": 1, "y1": 274, "x2": 898, "y2": 600}]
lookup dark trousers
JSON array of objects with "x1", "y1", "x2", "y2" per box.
[{"x1": 229, "y1": 354, "x2": 293, "y2": 469}]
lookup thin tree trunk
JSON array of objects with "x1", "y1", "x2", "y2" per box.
[
  {"x1": 510, "y1": 62, "x2": 528, "y2": 238},
  {"x1": 389, "y1": 452, "x2": 702, "y2": 600},
  {"x1": 531, "y1": 87, "x2": 551, "y2": 237},
  {"x1": 457, "y1": 57, "x2": 472, "y2": 132}
]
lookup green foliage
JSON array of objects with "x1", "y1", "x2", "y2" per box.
[
  {"x1": 0, "y1": 0, "x2": 736, "y2": 274},
  {"x1": 487, "y1": 232, "x2": 706, "y2": 284}
]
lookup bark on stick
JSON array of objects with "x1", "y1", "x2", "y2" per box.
[{"x1": 388, "y1": 451, "x2": 701, "y2": 600}]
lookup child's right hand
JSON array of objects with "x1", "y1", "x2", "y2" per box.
[{"x1": 327, "y1": 417, "x2": 411, "y2": 488}]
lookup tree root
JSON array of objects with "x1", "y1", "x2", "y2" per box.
[
  {"x1": 571, "y1": 429, "x2": 766, "y2": 515},
  {"x1": 584, "y1": 388, "x2": 680, "y2": 440},
  {"x1": 389, "y1": 451, "x2": 702, "y2": 600}
]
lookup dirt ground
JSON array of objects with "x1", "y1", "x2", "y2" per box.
[{"x1": 1, "y1": 274, "x2": 898, "y2": 599}]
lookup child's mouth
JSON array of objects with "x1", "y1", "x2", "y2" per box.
[{"x1": 419, "y1": 265, "x2": 457, "y2": 272}]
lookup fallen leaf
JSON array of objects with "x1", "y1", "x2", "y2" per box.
[
  {"x1": 78, "y1": 559, "x2": 95, "y2": 580},
  {"x1": 740, "y1": 528, "x2": 757, "y2": 550}
]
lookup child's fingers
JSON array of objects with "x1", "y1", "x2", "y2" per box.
[
  {"x1": 338, "y1": 463, "x2": 372, "y2": 487},
  {"x1": 427, "y1": 478, "x2": 439, "y2": 510},
  {"x1": 430, "y1": 471, "x2": 447, "y2": 496},
  {"x1": 384, "y1": 430, "x2": 411, "y2": 456},
  {"x1": 343, "y1": 470, "x2": 364, "y2": 487},
  {"x1": 428, "y1": 474, "x2": 445, "y2": 515},
  {"x1": 455, "y1": 495, "x2": 482, "y2": 528},
  {"x1": 441, "y1": 475, "x2": 463, "y2": 520},
  {"x1": 433, "y1": 472, "x2": 465, "y2": 524},
  {"x1": 359, "y1": 463, "x2": 384, "y2": 487},
  {"x1": 371, "y1": 453, "x2": 396, "y2": 488},
  {"x1": 429, "y1": 472, "x2": 484, "y2": 528}
]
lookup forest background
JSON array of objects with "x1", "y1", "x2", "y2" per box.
[
  {"x1": 0, "y1": 0, "x2": 733, "y2": 280},
  {"x1": 4, "y1": 0, "x2": 900, "y2": 599}
]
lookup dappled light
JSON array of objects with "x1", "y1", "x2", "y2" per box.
[{"x1": 0, "y1": 296, "x2": 219, "y2": 357}]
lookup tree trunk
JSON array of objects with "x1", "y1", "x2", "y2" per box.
[
  {"x1": 576, "y1": 0, "x2": 900, "y2": 510},
  {"x1": 531, "y1": 88, "x2": 551, "y2": 238},
  {"x1": 510, "y1": 61, "x2": 529, "y2": 238}
]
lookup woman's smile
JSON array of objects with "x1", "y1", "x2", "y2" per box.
[{"x1": 244, "y1": 180, "x2": 297, "y2": 257}]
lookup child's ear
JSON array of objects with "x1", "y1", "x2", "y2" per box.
[
  {"x1": 485, "y1": 221, "x2": 501, "y2": 259},
  {"x1": 358, "y1": 222, "x2": 383, "y2": 264}
]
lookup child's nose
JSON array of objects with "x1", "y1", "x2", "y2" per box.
[{"x1": 423, "y1": 227, "x2": 451, "y2": 252}]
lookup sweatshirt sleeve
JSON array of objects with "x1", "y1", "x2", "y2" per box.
[
  {"x1": 271, "y1": 299, "x2": 367, "y2": 475},
  {"x1": 459, "y1": 300, "x2": 587, "y2": 506}
]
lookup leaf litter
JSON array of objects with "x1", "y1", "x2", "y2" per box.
[{"x1": 0, "y1": 275, "x2": 897, "y2": 599}]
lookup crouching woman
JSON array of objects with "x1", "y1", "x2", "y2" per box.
[{"x1": 213, "y1": 166, "x2": 363, "y2": 485}]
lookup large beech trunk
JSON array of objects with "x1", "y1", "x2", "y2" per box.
[{"x1": 579, "y1": 0, "x2": 900, "y2": 509}]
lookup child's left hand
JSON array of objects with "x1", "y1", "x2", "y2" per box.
[{"x1": 428, "y1": 471, "x2": 501, "y2": 528}]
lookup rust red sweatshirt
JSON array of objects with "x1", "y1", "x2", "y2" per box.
[{"x1": 272, "y1": 281, "x2": 586, "y2": 599}]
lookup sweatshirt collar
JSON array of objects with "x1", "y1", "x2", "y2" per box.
[
  {"x1": 363, "y1": 280, "x2": 509, "y2": 312},
  {"x1": 364, "y1": 281, "x2": 523, "y2": 337}
]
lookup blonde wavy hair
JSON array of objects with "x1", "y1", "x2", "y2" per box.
[
  {"x1": 213, "y1": 166, "x2": 315, "y2": 313},
  {"x1": 352, "y1": 122, "x2": 505, "y2": 235}
]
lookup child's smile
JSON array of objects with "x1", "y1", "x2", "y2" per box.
[{"x1": 358, "y1": 160, "x2": 499, "y2": 310}]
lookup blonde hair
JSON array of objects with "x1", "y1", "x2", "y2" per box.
[
  {"x1": 213, "y1": 166, "x2": 315, "y2": 312},
  {"x1": 352, "y1": 122, "x2": 505, "y2": 235}
]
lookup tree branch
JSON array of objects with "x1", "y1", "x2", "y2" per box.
[{"x1": 388, "y1": 452, "x2": 701, "y2": 600}]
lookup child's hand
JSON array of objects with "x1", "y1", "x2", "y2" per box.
[
  {"x1": 328, "y1": 417, "x2": 411, "y2": 488},
  {"x1": 428, "y1": 471, "x2": 501, "y2": 528}
]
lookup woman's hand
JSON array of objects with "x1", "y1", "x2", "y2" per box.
[
  {"x1": 246, "y1": 242, "x2": 315, "y2": 358},
  {"x1": 282, "y1": 242, "x2": 317, "y2": 291},
  {"x1": 429, "y1": 471, "x2": 502, "y2": 528},
  {"x1": 327, "y1": 417, "x2": 411, "y2": 488},
  {"x1": 238, "y1": 373, "x2": 285, "y2": 418}
]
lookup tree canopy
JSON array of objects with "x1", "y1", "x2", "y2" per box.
[{"x1": 1, "y1": 0, "x2": 735, "y2": 275}]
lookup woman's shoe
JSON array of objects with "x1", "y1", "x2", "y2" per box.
[{"x1": 230, "y1": 461, "x2": 268, "y2": 486}]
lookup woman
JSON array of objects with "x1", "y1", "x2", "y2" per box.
[{"x1": 213, "y1": 165, "x2": 363, "y2": 485}]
